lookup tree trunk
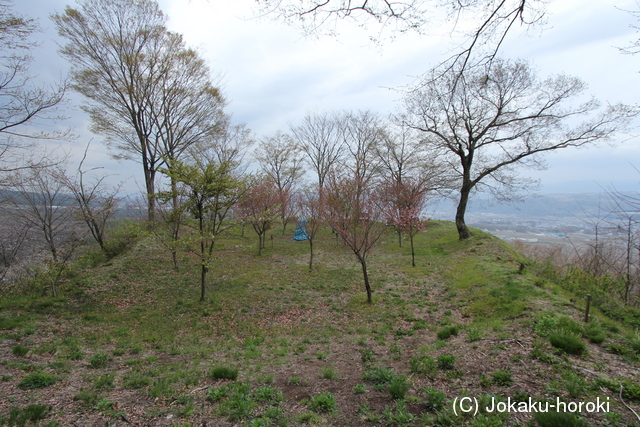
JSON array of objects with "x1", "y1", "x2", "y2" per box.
[
  {"x1": 258, "y1": 233, "x2": 263, "y2": 256},
  {"x1": 144, "y1": 167, "x2": 156, "y2": 222},
  {"x1": 397, "y1": 230, "x2": 402, "y2": 247},
  {"x1": 171, "y1": 251, "x2": 178, "y2": 271},
  {"x1": 359, "y1": 256, "x2": 372, "y2": 304},
  {"x1": 200, "y1": 264, "x2": 207, "y2": 302},
  {"x1": 456, "y1": 185, "x2": 472, "y2": 240},
  {"x1": 308, "y1": 238, "x2": 314, "y2": 272},
  {"x1": 410, "y1": 233, "x2": 416, "y2": 267}
]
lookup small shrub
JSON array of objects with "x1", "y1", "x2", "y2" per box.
[
  {"x1": 308, "y1": 392, "x2": 337, "y2": 413},
  {"x1": 436, "y1": 325, "x2": 459, "y2": 340},
  {"x1": 354, "y1": 383, "x2": 367, "y2": 394},
  {"x1": 360, "y1": 348, "x2": 375, "y2": 363},
  {"x1": 492, "y1": 369, "x2": 513, "y2": 387},
  {"x1": 321, "y1": 366, "x2": 337, "y2": 380},
  {"x1": 383, "y1": 402, "x2": 414, "y2": 426},
  {"x1": 478, "y1": 373, "x2": 492, "y2": 388},
  {"x1": 388, "y1": 375, "x2": 410, "y2": 400},
  {"x1": 88, "y1": 353, "x2": 109, "y2": 369},
  {"x1": 410, "y1": 355, "x2": 436, "y2": 377},
  {"x1": 423, "y1": 387, "x2": 446, "y2": 411},
  {"x1": 254, "y1": 385, "x2": 283, "y2": 403},
  {"x1": 512, "y1": 389, "x2": 530, "y2": 403},
  {"x1": 66, "y1": 348, "x2": 83, "y2": 361},
  {"x1": 263, "y1": 406, "x2": 284, "y2": 421},
  {"x1": 297, "y1": 413, "x2": 323, "y2": 424},
  {"x1": 466, "y1": 328, "x2": 482, "y2": 342},
  {"x1": 18, "y1": 373, "x2": 57, "y2": 389},
  {"x1": 207, "y1": 384, "x2": 232, "y2": 402},
  {"x1": 123, "y1": 372, "x2": 151, "y2": 389},
  {"x1": 74, "y1": 389, "x2": 99, "y2": 405},
  {"x1": 208, "y1": 365, "x2": 238, "y2": 380},
  {"x1": 629, "y1": 332, "x2": 640, "y2": 354},
  {"x1": 150, "y1": 377, "x2": 174, "y2": 398},
  {"x1": 534, "y1": 409, "x2": 589, "y2": 427},
  {"x1": 607, "y1": 343, "x2": 627, "y2": 355},
  {"x1": 437, "y1": 354, "x2": 456, "y2": 370},
  {"x1": 549, "y1": 331, "x2": 585, "y2": 355},
  {"x1": 582, "y1": 323, "x2": 605, "y2": 344},
  {"x1": 217, "y1": 383, "x2": 255, "y2": 421},
  {"x1": 94, "y1": 398, "x2": 120, "y2": 415},
  {"x1": 3, "y1": 404, "x2": 49, "y2": 426},
  {"x1": 563, "y1": 372, "x2": 586, "y2": 398},
  {"x1": 288, "y1": 376, "x2": 302, "y2": 385},
  {"x1": 11, "y1": 345, "x2": 29, "y2": 357},
  {"x1": 530, "y1": 339, "x2": 555, "y2": 364},
  {"x1": 94, "y1": 372, "x2": 115, "y2": 389},
  {"x1": 556, "y1": 316, "x2": 584, "y2": 335},
  {"x1": 596, "y1": 377, "x2": 640, "y2": 402},
  {"x1": 363, "y1": 366, "x2": 395, "y2": 385}
]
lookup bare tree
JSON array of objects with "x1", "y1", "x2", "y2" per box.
[
  {"x1": 189, "y1": 122, "x2": 255, "y2": 175},
  {"x1": 376, "y1": 122, "x2": 448, "y2": 246},
  {"x1": 381, "y1": 177, "x2": 428, "y2": 266},
  {"x1": 402, "y1": 58, "x2": 637, "y2": 240},
  {"x1": 0, "y1": 0, "x2": 67, "y2": 173},
  {"x1": 618, "y1": 1, "x2": 640, "y2": 57},
  {"x1": 236, "y1": 175, "x2": 281, "y2": 256},
  {"x1": 0, "y1": 222, "x2": 30, "y2": 283},
  {"x1": 341, "y1": 110, "x2": 383, "y2": 188},
  {"x1": 607, "y1": 175, "x2": 640, "y2": 304},
  {"x1": 296, "y1": 186, "x2": 325, "y2": 272},
  {"x1": 255, "y1": 131, "x2": 305, "y2": 234},
  {"x1": 290, "y1": 111, "x2": 344, "y2": 192},
  {"x1": 375, "y1": 123, "x2": 424, "y2": 188},
  {"x1": 6, "y1": 166, "x2": 82, "y2": 296},
  {"x1": 255, "y1": 0, "x2": 545, "y2": 76},
  {"x1": 53, "y1": 0, "x2": 225, "y2": 221},
  {"x1": 324, "y1": 172, "x2": 388, "y2": 303},
  {"x1": 60, "y1": 142, "x2": 121, "y2": 257}
]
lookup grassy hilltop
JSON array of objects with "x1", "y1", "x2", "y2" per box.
[{"x1": 0, "y1": 220, "x2": 639, "y2": 426}]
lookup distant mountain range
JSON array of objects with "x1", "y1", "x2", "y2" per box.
[
  {"x1": 0, "y1": 189, "x2": 76, "y2": 207},
  {"x1": 431, "y1": 192, "x2": 639, "y2": 220}
]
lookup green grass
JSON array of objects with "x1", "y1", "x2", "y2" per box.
[
  {"x1": 549, "y1": 330, "x2": 586, "y2": 355},
  {"x1": 0, "y1": 404, "x2": 50, "y2": 426},
  {"x1": 1, "y1": 220, "x2": 639, "y2": 426},
  {"x1": 436, "y1": 325, "x2": 460, "y2": 340},
  {"x1": 308, "y1": 391, "x2": 337, "y2": 413},
  {"x1": 208, "y1": 366, "x2": 239, "y2": 380},
  {"x1": 11, "y1": 344, "x2": 29, "y2": 357},
  {"x1": 17, "y1": 373, "x2": 57, "y2": 389}
]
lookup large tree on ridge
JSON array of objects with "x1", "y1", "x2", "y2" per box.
[
  {"x1": 402, "y1": 58, "x2": 637, "y2": 240},
  {"x1": 53, "y1": 0, "x2": 225, "y2": 221}
]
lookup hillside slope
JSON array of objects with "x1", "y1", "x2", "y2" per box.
[{"x1": 0, "y1": 220, "x2": 638, "y2": 426}]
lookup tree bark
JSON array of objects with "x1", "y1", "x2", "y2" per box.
[
  {"x1": 456, "y1": 184, "x2": 472, "y2": 240},
  {"x1": 144, "y1": 166, "x2": 156, "y2": 222},
  {"x1": 200, "y1": 264, "x2": 207, "y2": 302},
  {"x1": 410, "y1": 234, "x2": 416, "y2": 267},
  {"x1": 359, "y1": 256, "x2": 373, "y2": 304}
]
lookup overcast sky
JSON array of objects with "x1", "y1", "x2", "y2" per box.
[{"x1": 12, "y1": 0, "x2": 640, "y2": 197}]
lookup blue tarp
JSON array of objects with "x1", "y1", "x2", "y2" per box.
[{"x1": 292, "y1": 217, "x2": 309, "y2": 241}]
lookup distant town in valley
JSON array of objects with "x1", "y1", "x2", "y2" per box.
[{"x1": 431, "y1": 192, "x2": 637, "y2": 250}]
